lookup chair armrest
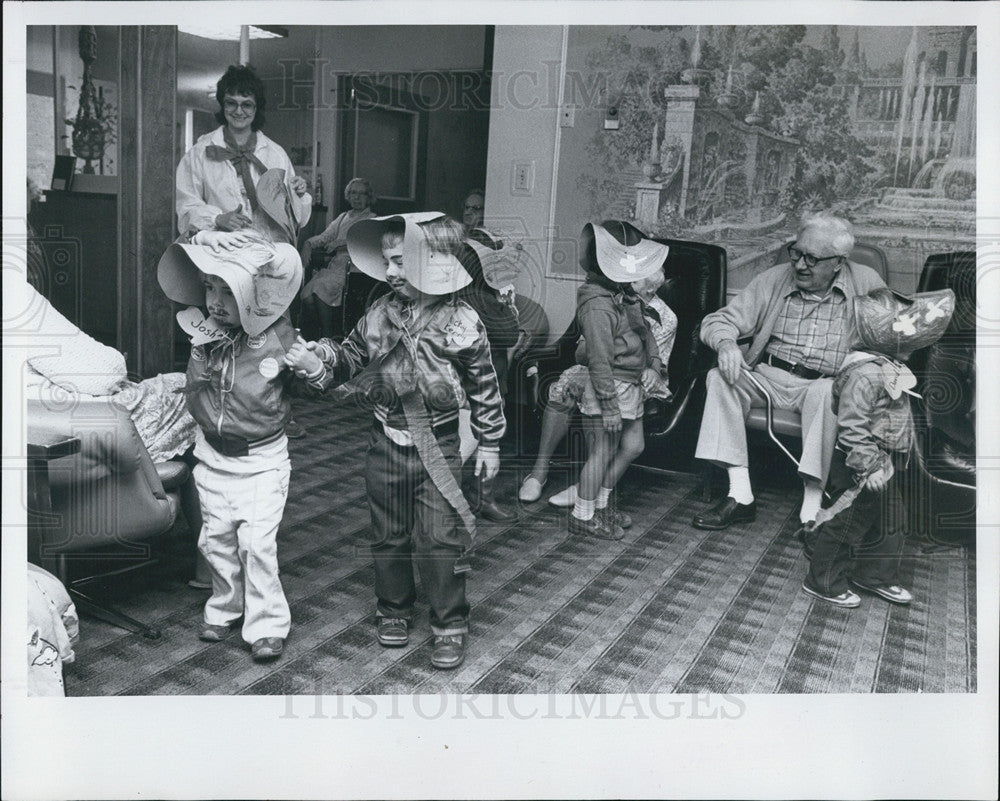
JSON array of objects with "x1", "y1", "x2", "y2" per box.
[{"x1": 155, "y1": 460, "x2": 191, "y2": 492}]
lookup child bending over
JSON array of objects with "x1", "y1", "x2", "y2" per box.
[{"x1": 802, "y1": 287, "x2": 955, "y2": 607}]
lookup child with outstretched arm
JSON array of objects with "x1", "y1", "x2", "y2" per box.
[{"x1": 285, "y1": 213, "x2": 505, "y2": 670}]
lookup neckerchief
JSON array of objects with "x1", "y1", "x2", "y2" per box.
[{"x1": 205, "y1": 129, "x2": 268, "y2": 213}]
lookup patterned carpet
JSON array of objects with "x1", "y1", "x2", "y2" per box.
[{"x1": 64, "y1": 393, "x2": 977, "y2": 695}]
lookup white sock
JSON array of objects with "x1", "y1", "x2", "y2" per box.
[
  {"x1": 727, "y1": 466, "x2": 754, "y2": 505},
  {"x1": 595, "y1": 487, "x2": 612, "y2": 509},
  {"x1": 572, "y1": 497, "x2": 596, "y2": 521},
  {"x1": 800, "y1": 483, "x2": 823, "y2": 523}
]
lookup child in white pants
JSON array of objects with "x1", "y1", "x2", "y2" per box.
[{"x1": 158, "y1": 230, "x2": 305, "y2": 662}]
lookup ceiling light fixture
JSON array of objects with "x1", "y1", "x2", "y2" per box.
[{"x1": 179, "y1": 24, "x2": 289, "y2": 41}]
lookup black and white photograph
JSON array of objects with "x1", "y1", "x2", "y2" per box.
[{"x1": 3, "y1": 2, "x2": 998, "y2": 799}]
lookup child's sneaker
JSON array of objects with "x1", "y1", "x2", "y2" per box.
[
  {"x1": 851, "y1": 581, "x2": 913, "y2": 605},
  {"x1": 251, "y1": 637, "x2": 284, "y2": 662},
  {"x1": 801, "y1": 581, "x2": 861, "y2": 608},
  {"x1": 608, "y1": 506, "x2": 632, "y2": 529},
  {"x1": 199, "y1": 623, "x2": 234, "y2": 642},
  {"x1": 569, "y1": 510, "x2": 624, "y2": 541}
]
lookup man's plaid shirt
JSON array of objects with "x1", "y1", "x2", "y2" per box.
[{"x1": 765, "y1": 270, "x2": 851, "y2": 376}]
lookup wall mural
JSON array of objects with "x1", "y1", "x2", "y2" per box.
[{"x1": 560, "y1": 25, "x2": 976, "y2": 294}]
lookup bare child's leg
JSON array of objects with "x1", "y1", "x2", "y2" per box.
[
  {"x1": 595, "y1": 418, "x2": 644, "y2": 529},
  {"x1": 569, "y1": 417, "x2": 625, "y2": 540},
  {"x1": 600, "y1": 418, "x2": 644, "y2": 491}
]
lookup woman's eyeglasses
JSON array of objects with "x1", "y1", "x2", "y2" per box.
[
  {"x1": 787, "y1": 243, "x2": 842, "y2": 269},
  {"x1": 223, "y1": 99, "x2": 257, "y2": 114}
]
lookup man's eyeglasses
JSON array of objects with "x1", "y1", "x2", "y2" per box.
[
  {"x1": 787, "y1": 243, "x2": 843, "y2": 269},
  {"x1": 464, "y1": 204, "x2": 484, "y2": 213},
  {"x1": 223, "y1": 99, "x2": 257, "y2": 114}
]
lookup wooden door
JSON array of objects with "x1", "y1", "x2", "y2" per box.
[{"x1": 337, "y1": 75, "x2": 429, "y2": 216}]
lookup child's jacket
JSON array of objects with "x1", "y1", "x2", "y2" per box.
[
  {"x1": 574, "y1": 281, "x2": 660, "y2": 413},
  {"x1": 185, "y1": 316, "x2": 297, "y2": 443},
  {"x1": 832, "y1": 350, "x2": 915, "y2": 479},
  {"x1": 312, "y1": 294, "x2": 506, "y2": 450}
]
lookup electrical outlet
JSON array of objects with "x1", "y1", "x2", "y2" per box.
[
  {"x1": 511, "y1": 161, "x2": 534, "y2": 195},
  {"x1": 560, "y1": 105, "x2": 576, "y2": 127}
]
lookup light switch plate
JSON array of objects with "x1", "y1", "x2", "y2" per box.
[{"x1": 511, "y1": 161, "x2": 535, "y2": 196}]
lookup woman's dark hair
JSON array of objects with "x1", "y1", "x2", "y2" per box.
[{"x1": 215, "y1": 65, "x2": 267, "y2": 130}]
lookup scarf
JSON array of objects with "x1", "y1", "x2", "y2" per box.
[{"x1": 205, "y1": 129, "x2": 269, "y2": 213}]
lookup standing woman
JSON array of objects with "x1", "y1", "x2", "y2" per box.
[
  {"x1": 299, "y1": 177, "x2": 376, "y2": 339},
  {"x1": 175, "y1": 64, "x2": 311, "y2": 439},
  {"x1": 176, "y1": 64, "x2": 312, "y2": 244}
]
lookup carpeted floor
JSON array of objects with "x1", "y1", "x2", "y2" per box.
[{"x1": 63, "y1": 393, "x2": 977, "y2": 695}]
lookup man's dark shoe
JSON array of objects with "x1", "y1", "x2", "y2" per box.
[
  {"x1": 692, "y1": 497, "x2": 757, "y2": 530},
  {"x1": 473, "y1": 477, "x2": 517, "y2": 524},
  {"x1": 479, "y1": 497, "x2": 518, "y2": 524},
  {"x1": 376, "y1": 617, "x2": 409, "y2": 647},
  {"x1": 431, "y1": 634, "x2": 466, "y2": 670},
  {"x1": 569, "y1": 511, "x2": 625, "y2": 541}
]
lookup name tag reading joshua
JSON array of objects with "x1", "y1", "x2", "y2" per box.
[{"x1": 176, "y1": 306, "x2": 236, "y2": 345}]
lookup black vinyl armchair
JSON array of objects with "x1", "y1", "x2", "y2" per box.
[{"x1": 27, "y1": 397, "x2": 189, "y2": 639}]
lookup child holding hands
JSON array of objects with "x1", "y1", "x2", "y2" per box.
[
  {"x1": 158, "y1": 230, "x2": 305, "y2": 661},
  {"x1": 286, "y1": 213, "x2": 505, "y2": 670}
]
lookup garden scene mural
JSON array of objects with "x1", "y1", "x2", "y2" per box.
[{"x1": 554, "y1": 25, "x2": 977, "y2": 294}]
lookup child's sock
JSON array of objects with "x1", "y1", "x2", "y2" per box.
[
  {"x1": 727, "y1": 466, "x2": 754, "y2": 505},
  {"x1": 572, "y1": 497, "x2": 596, "y2": 521},
  {"x1": 800, "y1": 482, "x2": 823, "y2": 524},
  {"x1": 595, "y1": 486, "x2": 612, "y2": 510}
]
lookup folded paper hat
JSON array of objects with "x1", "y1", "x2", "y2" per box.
[
  {"x1": 854, "y1": 288, "x2": 956, "y2": 358},
  {"x1": 347, "y1": 212, "x2": 471, "y2": 296},
  {"x1": 464, "y1": 228, "x2": 525, "y2": 290},
  {"x1": 582, "y1": 221, "x2": 670, "y2": 283},
  {"x1": 157, "y1": 238, "x2": 302, "y2": 337},
  {"x1": 256, "y1": 168, "x2": 299, "y2": 245}
]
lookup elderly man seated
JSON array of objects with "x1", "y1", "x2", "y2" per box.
[{"x1": 692, "y1": 213, "x2": 885, "y2": 530}]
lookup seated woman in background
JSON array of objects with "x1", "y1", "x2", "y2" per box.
[
  {"x1": 461, "y1": 188, "x2": 485, "y2": 235},
  {"x1": 300, "y1": 177, "x2": 377, "y2": 339}
]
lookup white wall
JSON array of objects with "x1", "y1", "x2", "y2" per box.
[{"x1": 483, "y1": 26, "x2": 578, "y2": 342}]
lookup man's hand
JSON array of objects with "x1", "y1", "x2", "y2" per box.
[
  {"x1": 717, "y1": 341, "x2": 747, "y2": 385},
  {"x1": 192, "y1": 230, "x2": 254, "y2": 252},
  {"x1": 284, "y1": 336, "x2": 324, "y2": 377},
  {"x1": 474, "y1": 448, "x2": 500, "y2": 481},
  {"x1": 214, "y1": 206, "x2": 253, "y2": 231},
  {"x1": 641, "y1": 367, "x2": 661, "y2": 394},
  {"x1": 289, "y1": 176, "x2": 308, "y2": 197},
  {"x1": 864, "y1": 461, "x2": 895, "y2": 492}
]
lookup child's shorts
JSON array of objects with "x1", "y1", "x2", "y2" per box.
[
  {"x1": 578, "y1": 377, "x2": 643, "y2": 420},
  {"x1": 547, "y1": 364, "x2": 589, "y2": 414}
]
